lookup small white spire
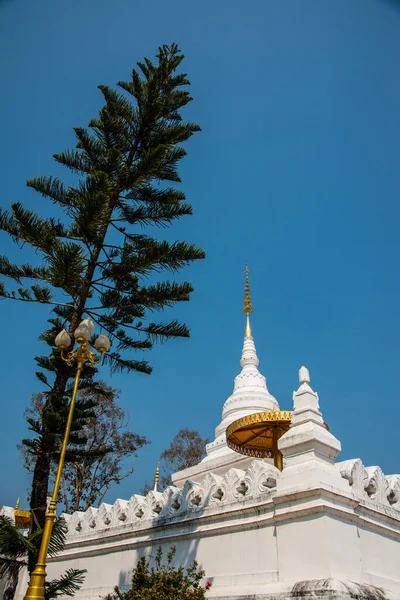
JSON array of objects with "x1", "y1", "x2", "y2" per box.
[
  {"x1": 292, "y1": 365, "x2": 321, "y2": 422},
  {"x1": 276, "y1": 365, "x2": 346, "y2": 493},
  {"x1": 299, "y1": 366, "x2": 310, "y2": 385}
]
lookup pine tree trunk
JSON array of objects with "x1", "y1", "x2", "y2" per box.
[
  {"x1": 29, "y1": 371, "x2": 70, "y2": 532},
  {"x1": 29, "y1": 449, "x2": 51, "y2": 534}
]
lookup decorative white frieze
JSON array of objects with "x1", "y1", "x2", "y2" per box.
[
  {"x1": 244, "y1": 460, "x2": 279, "y2": 496},
  {"x1": 114, "y1": 498, "x2": 129, "y2": 523},
  {"x1": 364, "y1": 466, "x2": 390, "y2": 505},
  {"x1": 128, "y1": 494, "x2": 148, "y2": 521},
  {"x1": 62, "y1": 460, "x2": 279, "y2": 538},
  {"x1": 220, "y1": 468, "x2": 247, "y2": 503},
  {"x1": 61, "y1": 454, "x2": 400, "y2": 541},
  {"x1": 337, "y1": 459, "x2": 400, "y2": 509},
  {"x1": 202, "y1": 472, "x2": 226, "y2": 503},
  {"x1": 98, "y1": 502, "x2": 113, "y2": 526},
  {"x1": 83, "y1": 506, "x2": 99, "y2": 530},
  {"x1": 387, "y1": 474, "x2": 400, "y2": 507},
  {"x1": 336, "y1": 458, "x2": 369, "y2": 499}
]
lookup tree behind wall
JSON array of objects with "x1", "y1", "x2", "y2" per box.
[
  {"x1": 19, "y1": 383, "x2": 148, "y2": 513},
  {"x1": 143, "y1": 429, "x2": 209, "y2": 493},
  {"x1": 161, "y1": 428, "x2": 209, "y2": 486},
  {"x1": 0, "y1": 43, "x2": 204, "y2": 531}
]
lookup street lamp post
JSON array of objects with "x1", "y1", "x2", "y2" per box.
[{"x1": 24, "y1": 319, "x2": 111, "y2": 600}]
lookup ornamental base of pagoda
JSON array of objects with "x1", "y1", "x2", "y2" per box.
[{"x1": 211, "y1": 578, "x2": 387, "y2": 599}]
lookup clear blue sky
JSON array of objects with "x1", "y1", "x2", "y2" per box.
[{"x1": 0, "y1": 0, "x2": 399, "y2": 509}]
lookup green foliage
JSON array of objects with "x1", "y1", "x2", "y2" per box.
[
  {"x1": 20, "y1": 384, "x2": 148, "y2": 513},
  {"x1": 45, "y1": 569, "x2": 86, "y2": 600},
  {"x1": 0, "y1": 516, "x2": 86, "y2": 600},
  {"x1": 21, "y1": 378, "x2": 105, "y2": 476},
  {"x1": 109, "y1": 546, "x2": 211, "y2": 600},
  {"x1": 0, "y1": 516, "x2": 37, "y2": 580}
]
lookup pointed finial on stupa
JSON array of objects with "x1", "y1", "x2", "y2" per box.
[
  {"x1": 299, "y1": 366, "x2": 310, "y2": 385},
  {"x1": 153, "y1": 462, "x2": 160, "y2": 492},
  {"x1": 15, "y1": 498, "x2": 20, "y2": 510},
  {"x1": 243, "y1": 264, "x2": 253, "y2": 337}
]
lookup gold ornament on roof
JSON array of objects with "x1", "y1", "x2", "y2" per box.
[
  {"x1": 14, "y1": 497, "x2": 31, "y2": 529},
  {"x1": 153, "y1": 462, "x2": 160, "y2": 492},
  {"x1": 243, "y1": 264, "x2": 253, "y2": 337}
]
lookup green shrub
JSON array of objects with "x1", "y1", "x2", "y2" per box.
[{"x1": 108, "y1": 546, "x2": 211, "y2": 600}]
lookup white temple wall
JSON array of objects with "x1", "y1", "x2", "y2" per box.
[
  {"x1": 7, "y1": 464, "x2": 400, "y2": 600},
  {"x1": 25, "y1": 462, "x2": 398, "y2": 600},
  {"x1": 44, "y1": 502, "x2": 281, "y2": 599},
  {"x1": 358, "y1": 524, "x2": 400, "y2": 591}
]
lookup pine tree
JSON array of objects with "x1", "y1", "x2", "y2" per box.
[
  {"x1": 0, "y1": 43, "x2": 204, "y2": 531},
  {"x1": 19, "y1": 384, "x2": 148, "y2": 513}
]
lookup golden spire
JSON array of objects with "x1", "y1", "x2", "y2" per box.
[
  {"x1": 153, "y1": 462, "x2": 160, "y2": 492},
  {"x1": 15, "y1": 498, "x2": 20, "y2": 510},
  {"x1": 243, "y1": 264, "x2": 253, "y2": 337}
]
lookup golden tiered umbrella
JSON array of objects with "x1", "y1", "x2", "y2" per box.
[{"x1": 226, "y1": 410, "x2": 292, "y2": 470}]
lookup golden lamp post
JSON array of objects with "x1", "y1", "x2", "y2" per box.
[{"x1": 24, "y1": 318, "x2": 111, "y2": 600}]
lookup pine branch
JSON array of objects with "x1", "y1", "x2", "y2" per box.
[
  {"x1": 53, "y1": 150, "x2": 92, "y2": 175},
  {"x1": 144, "y1": 319, "x2": 190, "y2": 340},
  {"x1": 0, "y1": 256, "x2": 50, "y2": 282},
  {"x1": 87, "y1": 281, "x2": 193, "y2": 312},
  {"x1": 115, "y1": 330, "x2": 153, "y2": 352},
  {"x1": 36, "y1": 372, "x2": 52, "y2": 388},
  {"x1": 105, "y1": 240, "x2": 205, "y2": 278},
  {"x1": 103, "y1": 352, "x2": 152, "y2": 375},
  {"x1": 45, "y1": 568, "x2": 86, "y2": 600},
  {"x1": 27, "y1": 176, "x2": 69, "y2": 207},
  {"x1": 0, "y1": 288, "x2": 74, "y2": 308},
  {"x1": 10, "y1": 202, "x2": 65, "y2": 253},
  {"x1": 116, "y1": 200, "x2": 192, "y2": 227}
]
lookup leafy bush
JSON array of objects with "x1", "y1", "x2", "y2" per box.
[{"x1": 108, "y1": 546, "x2": 211, "y2": 600}]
